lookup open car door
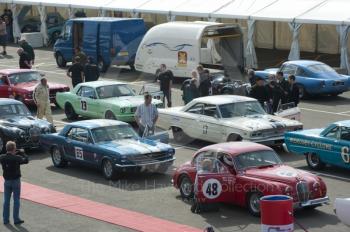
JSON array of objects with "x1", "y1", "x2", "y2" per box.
[
  {"x1": 274, "y1": 102, "x2": 301, "y2": 121},
  {"x1": 194, "y1": 153, "x2": 234, "y2": 205}
]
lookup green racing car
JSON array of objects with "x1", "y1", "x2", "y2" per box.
[{"x1": 56, "y1": 81, "x2": 163, "y2": 122}]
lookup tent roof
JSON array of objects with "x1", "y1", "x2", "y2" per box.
[
  {"x1": 135, "y1": 0, "x2": 187, "y2": 14},
  {"x1": 170, "y1": 0, "x2": 233, "y2": 18},
  {"x1": 213, "y1": 0, "x2": 277, "y2": 20},
  {"x1": 251, "y1": 0, "x2": 326, "y2": 22},
  {"x1": 4, "y1": 0, "x2": 350, "y2": 26},
  {"x1": 295, "y1": 0, "x2": 350, "y2": 25},
  {"x1": 102, "y1": 0, "x2": 150, "y2": 12}
]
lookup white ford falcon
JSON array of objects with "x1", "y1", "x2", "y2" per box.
[{"x1": 157, "y1": 95, "x2": 303, "y2": 145}]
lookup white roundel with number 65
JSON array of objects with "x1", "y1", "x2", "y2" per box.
[
  {"x1": 341, "y1": 146, "x2": 350, "y2": 163},
  {"x1": 202, "y1": 178, "x2": 222, "y2": 199}
]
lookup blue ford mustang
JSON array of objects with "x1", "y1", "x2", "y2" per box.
[
  {"x1": 284, "y1": 120, "x2": 350, "y2": 170},
  {"x1": 40, "y1": 119, "x2": 175, "y2": 179},
  {"x1": 255, "y1": 60, "x2": 350, "y2": 98}
]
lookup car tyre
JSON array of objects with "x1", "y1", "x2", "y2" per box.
[
  {"x1": 227, "y1": 133, "x2": 242, "y2": 142},
  {"x1": 64, "y1": 103, "x2": 78, "y2": 120},
  {"x1": 172, "y1": 127, "x2": 188, "y2": 144},
  {"x1": 247, "y1": 191, "x2": 263, "y2": 217},
  {"x1": 51, "y1": 146, "x2": 67, "y2": 168},
  {"x1": 102, "y1": 159, "x2": 116, "y2": 180},
  {"x1": 56, "y1": 52, "x2": 67, "y2": 68},
  {"x1": 179, "y1": 175, "x2": 194, "y2": 199},
  {"x1": 297, "y1": 84, "x2": 307, "y2": 99},
  {"x1": 105, "y1": 111, "x2": 116, "y2": 120},
  {"x1": 306, "y1": 153, "x2": 325, "y2": 170}
]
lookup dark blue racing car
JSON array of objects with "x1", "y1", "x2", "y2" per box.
[{"x1": 40, "y1": 119, "x2": 175, "y2": 179}]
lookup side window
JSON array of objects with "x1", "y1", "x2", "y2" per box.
[
  {"x1": 0, "y1": 76, "x2": 5, "y2": 85},
  {"x1": 340, "y1": 127, "x2": 350, "y2": 141},
  {"x1": 203, "y1": 104, "x2": 219, "y2": 118},
  {"x1": 63, "y1": 23, "x2": 71, "y2": 39},
  {"x1": 281, "y1": 64, "x2": 297, "y2": 75},
  {"x1": 67, "y1": 127, "x2": 91, "y2": 143},
  {"x1": 325, "y1": 126, "x2": 339, "y2": 139},
  {"x1": 194, "y1": 151, "x2": 228, "y2": 174},
  {"x1": 186, "y1": 103, "x2": 204, "y2": 115},
  {"x1": 81, "y1": 87, "x2": 96, "y2": 99},
  {"x1": 295, "y1": 67, "x2": 307, "y2": 77}
]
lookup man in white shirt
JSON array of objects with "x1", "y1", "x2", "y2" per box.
[{"x1": 135, "y1": 92, "x2": 158, "y2": 137}]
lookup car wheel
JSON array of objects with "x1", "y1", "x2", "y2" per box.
[
  {"x1": 227, "y1": 133, "x2": 242, "y2": 142},
  {"x1": 297, "y1": 84, "x2": 307, "y2": 99},
  {"x1": 247, "y1": 191, "x2": 263, "y2": 217},
  {"x1": 102, "y1": 159, "x2": 116, "y2": 180},
  {"x1": 56, "y1": 52, "x2": 67, "y2": 68},
  {"x1": 64, "y1": 103, "x2": 78, "y2": 120},
  {"x1": 179, "y1": 175, "x2": 194, "y2": 199},
  {"x1": 105, "y1": 111, "x2": 116, "y2": 120},
  {"x1": 98, "y1": 56, "x2": 109, "y2": 73},
  {"x1": 306, "y1": 153, "x2": 325, "y2": 170},
  {"x1": 51, "y1": 146, "x2": 67, "y2": 168},
  {"x1": 172, "y1": 127, "x2": 188, "y2": 144}
]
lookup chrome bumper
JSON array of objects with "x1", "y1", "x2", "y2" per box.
[
  {"x1": 295, "y1": 196, "x2": 330, "y2": 208},
  {"x1": 114, "y1": 157, "x2": 175, "y2": 168}
]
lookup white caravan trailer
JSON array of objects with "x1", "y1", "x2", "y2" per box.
[{"x1": 135, "y1": 21, "x2": 244, "y2": 79}]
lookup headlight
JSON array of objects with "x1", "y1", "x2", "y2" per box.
[
  {"x1": 168, "y1": 148, "x2": 175, "y2": 155},
  {"x1": 120, "y1": 108, "x2": 126, "y2": 113}
]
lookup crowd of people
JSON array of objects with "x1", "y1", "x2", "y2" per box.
[{"x1": 249, "y1": 70, "x2": 299, "y2": 113}]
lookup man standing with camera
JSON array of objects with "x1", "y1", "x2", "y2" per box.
[{"x1": 0, "y1": 141, "x2": 28, "y2": 225}]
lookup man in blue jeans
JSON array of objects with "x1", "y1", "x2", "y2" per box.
[{"x1": 0, "y1": 141, "x2": 28, "y2": 225}]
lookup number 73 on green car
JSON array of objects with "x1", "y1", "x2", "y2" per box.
[{"x1": 55, "y1": 81, "x2": 163, "y2": 121}]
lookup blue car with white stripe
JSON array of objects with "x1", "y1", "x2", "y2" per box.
[
  {"x1": 40, "y1": 119, "x2": 175, "y2": 179},
  {"x1": 284, "y1": 120, "x2": 350, "y2": 171},
  {"x1": 255, "y1": 60, "x2": 350, "y2": 98}
]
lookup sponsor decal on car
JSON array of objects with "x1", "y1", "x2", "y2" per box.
[
  {"x1": 288, "y1": 138, "x2": 332, "y2": 150},
  {"x1": 75, "y1": 147, "x2": 84, "y2": 160}
]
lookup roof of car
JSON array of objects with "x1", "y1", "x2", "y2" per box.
[
  {"x1": 192, "y1": 95, "x2": 256, "y2": 105},
  {"x1": 283, "y1": 60, "x2": 325, "y2": 68},
  {"x1": 198, "y1": 142, "x2": 273, "y2": 157},
  {"x1": 0, "y1": 98, "x2": 22, "y2": 105},
  {"x1": 68, "y1": 119, "x2": 128, "y2": 129},
  {"x1": 77, "y1": 80, "x2": 127, "y2": 88},
  {"x1": 0, "y1": 69, "x2": 37, "y2": 75},
  {"x1": 333, "y1": 120, "x2": 350, "y2": 127}
]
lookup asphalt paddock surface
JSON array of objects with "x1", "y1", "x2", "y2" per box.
[{"x1": 0, "y1": 46, "x2": 350, "y2": 231}]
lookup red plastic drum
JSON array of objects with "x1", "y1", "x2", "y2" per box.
[{"x1": 260, "y1": 195, "x2": 294, "y2": 232}]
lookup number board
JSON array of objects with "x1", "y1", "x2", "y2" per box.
[
  {"x1": 202, "y1": 178, "x2": 222, "y2": 199},
  {"x1": 75, "y1": 147, "x2": 84, "y2": 160},
  {"x1": 81, "y1": 100, "x2": 87, "y2": 111}
]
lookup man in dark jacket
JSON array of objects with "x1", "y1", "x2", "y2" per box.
[
  {"x1": 17, "y1": 48, "x2": 31, "y2": 69},
  {"x1": 249, "y1": 76, "x2": 269, "y2": 107},
  {"x1": 199, "y1": 69, "x2": 211, "y2": 97},
  {"x1": 0, "y1": 141, "x2": 28, "y2": 225},
  {"x1": 155, "y1": 64, "x2": 173, "y2": 107},
  {"x1": 67, "y1": 56, "x2": 84, "y2": 87},
  {"x1": 19, "y1": 40, "x2": 35, "y2": 65},
  {"x1": 84, "y1": 57, "x2": 100, "y2": 82},
  {"x1": 266, "y1": 80, "x2": 283, "y2": 113},
  {"x1": 288, "y1": 75, "x2": 300, "y2": 106},
  {"x1": 276, "y1": 71, "x2": 290, "y2": 103}
]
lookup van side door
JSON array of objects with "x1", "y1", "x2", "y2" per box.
[
  {"x1": 83, "y1": 21, "x2": 99, "y2": 60},
  {"x1": 57, "y1": 21, "x2": 73, "y2": 62}
]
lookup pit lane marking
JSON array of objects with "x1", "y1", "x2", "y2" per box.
[{"x1": 300, "y1": 107, "x2": 350, "y2": 117}]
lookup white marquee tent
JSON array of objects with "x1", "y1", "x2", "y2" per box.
[{"x1": 2, "y1": 0, "x2": 350, "y2": 72}]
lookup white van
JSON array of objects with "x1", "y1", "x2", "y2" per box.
[{"x1": 135, "y1": 21, "x2": 244, "y2": 79}]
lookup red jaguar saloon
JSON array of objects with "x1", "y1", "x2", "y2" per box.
[
  {"x1": 0, "y1": 69, "x2": 69, "y2": 106},
  {"x1": 173, "y1": 142, "x2": 329, "y2": 216}
]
